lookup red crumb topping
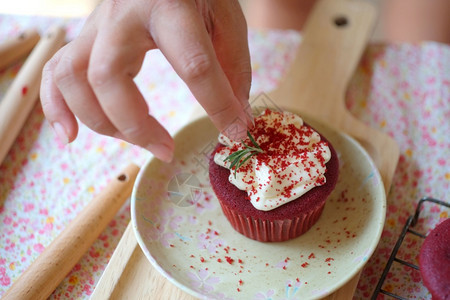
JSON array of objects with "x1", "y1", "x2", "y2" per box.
[
  {"x1": 225, "y1": 256, "x2": 234, "y2": 264},
  {"x1": 221, "y1": 109, "x2": 329, "y2": 203}
]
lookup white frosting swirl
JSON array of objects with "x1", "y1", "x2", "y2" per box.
[{"x1": 213, "y1": 109, "x2": 331, "y2": 211}]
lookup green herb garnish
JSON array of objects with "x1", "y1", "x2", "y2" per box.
[{"x1": 224, "y1": 131, "x2": 263, "y2": 178}]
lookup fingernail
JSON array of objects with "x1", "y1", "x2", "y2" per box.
[
  {"x1": 146, "y1": 143, "x2": 174, "y2": 163},
  {"x1": 52, "y1": 122, "x2": 68, "y2": 144}
]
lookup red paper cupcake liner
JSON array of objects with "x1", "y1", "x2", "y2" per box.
[{"x1": 218, "y1": 200, "x2": 326, "y2": 242}]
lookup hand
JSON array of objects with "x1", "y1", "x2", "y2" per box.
[{"x1": 40, "y1": 0, "x2": 252, "y2": 162}]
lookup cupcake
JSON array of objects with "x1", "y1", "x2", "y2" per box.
[
  {"x1": 209, "y1": 109, "x2": 339, "y2": 242},
  {"x1": 419, "y1": 218, "x2": 450, "y2": 300}
]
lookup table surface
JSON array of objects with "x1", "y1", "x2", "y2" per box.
[{"x1": 0, "y1": 14, "x2": 449, "y2": 300}]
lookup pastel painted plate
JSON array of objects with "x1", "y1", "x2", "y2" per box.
[{"x1": 131, "y1": 111, "x2": 386, "y2": 300}]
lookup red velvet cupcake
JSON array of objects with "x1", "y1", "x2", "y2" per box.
[
  {"x1": 209, "y1": 109, "x2": 339, "y2": 242},
  {"x1": 419, "y1": 218, "x2": 450, "y2": 300}
]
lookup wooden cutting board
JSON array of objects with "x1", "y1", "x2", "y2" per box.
[{"x1": 91, "y1": 0, "x2": 399, "y2": 299}]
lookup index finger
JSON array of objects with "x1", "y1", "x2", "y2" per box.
[{"x1": 150, "y1": 0, "x2": 250, "y2": 140}]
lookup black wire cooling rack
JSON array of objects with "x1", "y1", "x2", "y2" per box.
[{"x1": 371, "y1": 197, "x2": 449, "y2": 299}]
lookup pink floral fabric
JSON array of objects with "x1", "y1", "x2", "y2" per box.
[
  {"x1": 348, "y1": 42, "x2": 449, "y2": 299},
  {"x1": 0, "y1": 15, "x2": 449, "y2": 299}
]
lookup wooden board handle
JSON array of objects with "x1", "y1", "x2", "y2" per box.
[
  {"x1": 268, "y1": 0, "x2": 398, "y2": 191},
  {"x1": 2, "y1": 163, "x2": 140, "y2": 300},
  {"x1": 0, "y1": 26, "x2": 66, "y2": 166},
  {"x1": 270, "y1": 0, "x2": 376, "y2": 121}
]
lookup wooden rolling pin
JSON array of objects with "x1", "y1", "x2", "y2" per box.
[
  {"x1": 0, "y1": 29, "x2": 40, "y2": 70},
  {"x1": 0, "y1": 26, "x2": 65, "y2": 165},
  {"x1": 2, "y1": 163, "x2": 140, "y2": 300}
]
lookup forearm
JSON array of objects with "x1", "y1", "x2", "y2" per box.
[{"x1": 382, "y1": 0, "x2": 450, "y2": 44}]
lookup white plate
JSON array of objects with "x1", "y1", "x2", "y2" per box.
[{"x1": 131, "y1": 113, "x2": 385, "y2": 300}]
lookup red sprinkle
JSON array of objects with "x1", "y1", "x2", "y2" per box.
[
  {"x1": 21, "y1": 86, "x2": 28, "y2": 95},
  {"x1": 225, "y1": 256, "x2": 234, "y2": 264}
]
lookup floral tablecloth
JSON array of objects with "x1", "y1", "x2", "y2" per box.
[{"x1": 0, "y1": 14, "x2": 448, "y2": 299}]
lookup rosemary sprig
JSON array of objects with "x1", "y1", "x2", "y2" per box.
[{"x1": 224, "y1": 131, "x2": 263, "y2": 178}]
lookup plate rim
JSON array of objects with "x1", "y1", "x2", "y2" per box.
[{"x1": 131, "y1": 114, "x2": 386, "y2": 299}]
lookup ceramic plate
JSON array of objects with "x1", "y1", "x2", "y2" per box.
[{"x1": 131, "y1": 112, "x2": 385, "y2": 300}]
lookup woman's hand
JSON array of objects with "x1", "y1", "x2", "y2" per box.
[{"x1": 40, "y1": 0, "x2": 252, "y2": 162}]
